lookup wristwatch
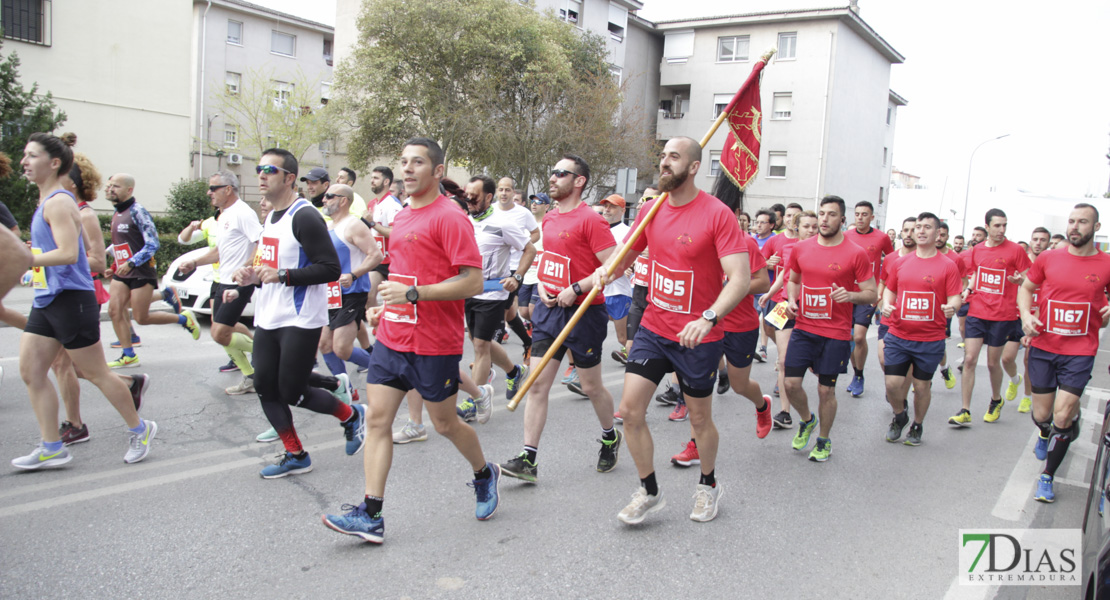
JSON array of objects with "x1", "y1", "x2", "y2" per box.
[
  {"x1": 277, "y1": 269, "x2": 289, "y2": 285},
  {"x1": 512, "y1": 274, "x2": 523, "y2": 284},
  {"x1": 572, "y1": 282, "x2": 583, "y2": 295},
  {"x1": 702, "y1": 309, "x2": 718, "y2": 326},
  {"x1": 405, "y1": 285, "x2": 419, "y2": 303}
]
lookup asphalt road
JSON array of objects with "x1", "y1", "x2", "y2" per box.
[{"x1": 0, "y1": 310, "x2": 1103, "y2": 599}]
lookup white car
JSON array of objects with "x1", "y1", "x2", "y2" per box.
[{"x1": 164, "y1": 247, "x2": 255, "y2": 319}]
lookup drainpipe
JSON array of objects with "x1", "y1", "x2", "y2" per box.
[{"x1": 197, "y1": 0, "x2": 212, "y2": 178}]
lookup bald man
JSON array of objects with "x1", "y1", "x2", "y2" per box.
[{"x1": 105, "y1": 174, "x2": 201, "y2": 368}]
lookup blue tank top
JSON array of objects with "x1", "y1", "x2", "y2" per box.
[
  {"x1": 31, "y1": 189, "x2": 94, "y2": 308},
  {"x1": 328, "y1": 219, "x2": 370, "y2": 294}
]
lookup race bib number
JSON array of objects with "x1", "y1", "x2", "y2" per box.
[
  {"x1": 30, "y1": 248, "x2": 47, "y2": 289},
  {"x1": 383, "y1": 274, "x2": 417, "y2": 324},
  {"x1": 1045, "y1": 300, "x2": 1089, "y2": 336},
  {"x1": 537, "y1": 251, "x2": 571, "y2": 295},
  {"x1": 255, "y1": 236, "x2": 278, "y2": 269},
  {"x1": 974, "y1": 266, "x2": 1005, "y2": 295},
  {"x1": 901, "y1": 290, "x2": 934, "y2": 322},
  {"x1": 111, "y1": 243, "x2": 133, "y2": 269},
  {"x1": 631, "y1": 255, "x2": 650, "y2": 287},
  {"x1": 326, "y1": 281, "x2": 342, "y2": 309},
  {"x1": 764, "y1": 300, "x2": 790, "y2": 330},
  {"x1": 800, "y1": 285, "x2": 833, "y2": 320},
  {"x1": 649, "y1": 261, "x2": 694, "y2": 314}
]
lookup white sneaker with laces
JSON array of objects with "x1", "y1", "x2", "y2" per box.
[
  {"x1": 392, "y1": 421, "x2": 427, "y2": 444},
  {"x1": 475, "y1": 384, "x2": 494, "y2": 424},
  {"x1": 225, "y1": 376, "x2": 256, "y2": 395},
  {"x1": 617, "y1": 487, "x2": 665, "y2": 524},
  {"x1": 690, "y1": 482, "x2": 723, "y2": 522}
]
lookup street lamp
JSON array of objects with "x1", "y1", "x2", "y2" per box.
[{"x1": 961, "y1": 133, "x2": 1010, "y2": 238}]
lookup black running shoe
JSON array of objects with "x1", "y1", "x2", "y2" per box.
[
  {"x1": 500, "y1": 453, "x2": 538, "y2": 483},
  {"x1": 716, "y1": 372, "x2": 730, "y2": 395},
  {"x1": 655, "y1": 386, "x2": 679, "y2": 405},
  {"x1": 597, "y1": 430, "x2": 622, "y2": 473},
  {"x1": 886, "y1": 413, "x2": 909, "y2": 443}
]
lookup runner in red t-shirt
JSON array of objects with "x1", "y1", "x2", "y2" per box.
[
  {"x1": 933, "y1": 221, "x2": 966, "y2": 391},
  {"x1": 950, "y1": 209, "x2": 1031, "y2": 427},
  {"x1": 1016, "y1": 226, "x2": 1054, "y2": 413},
  {"x1": 873, "y1": 218, "x2": 916, "y2": 407},
  {"x1": 758, "y1": 211, "x2": 818, "y2": 427},
  {"x1": 956, "y1": 226, "x2": 989, "y2": 339},
  {"x1": 844, "y1": 200, "x2": 895, "y2": 398},
  {"x1": 323, "y1": 138, "x2": 502, "y2": 545},
  {"x1": 1018, "y1": 203, "x2": 1110, "y2": 503},
  {"x1": 878, "y1": 212, "x2": 963, "y2": 446},
  {"x1": 758, "y1": 204, "x2": 801, "y2": 362},
  {"x1": 499, "y1": 153, "x2": 619, "y2": 484},
  {"x1": 594, "y1": 137, "x2": 751, "y2": 524},
  {"x1": 782, "y1": 196, "x2": 876, "y2": 462}
]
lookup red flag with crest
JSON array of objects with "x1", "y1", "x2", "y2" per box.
[{"x1": 719, "y1": 53, "x2": 772, "y2": 190}]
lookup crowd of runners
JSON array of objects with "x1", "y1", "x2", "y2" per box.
[{"x1": 3, "y1": 131, "x2": 1107, "y2": 545}]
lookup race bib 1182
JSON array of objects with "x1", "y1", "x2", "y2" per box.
[{"x1": 975, "y1": 266, "x2": 1005, "y2": 295}]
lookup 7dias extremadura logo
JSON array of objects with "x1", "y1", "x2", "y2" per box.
[{"x1": 959, "y1": 529, "x2": 1080, "y2": 586}]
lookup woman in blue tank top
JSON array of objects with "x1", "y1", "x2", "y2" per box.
[{"x1": 12, "y1": 132, "x2": 157, "y2": 470}]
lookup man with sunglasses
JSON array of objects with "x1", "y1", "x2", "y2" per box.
[
  {"x1": 461, "y1": 175, "x2": 536, "y2": 414},
  {"x1": 317, "y1": 184, "x2": 383, "y2": 393},
  {"x1": 231, "y1": 152, "x2": 363, "y2": 479},
  {"x1": 500, "y1": 155, "x2": 620, "y2": 483},
  {"x1": 174, "y1": 171, "x2": 263, "y2": 398}
]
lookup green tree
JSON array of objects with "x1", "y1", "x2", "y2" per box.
[
  {"x1": 335, "y1": 0, "x2": 656, "y2": 194},
  {"x1": 0, "y1": 38, "x2": 67, "y2": 228},
  {"x1": 210, "y1": 67, "x2": 337, "y2": 162},
  {"x1": 164, "y1": 178, "x2": 212, "y2": 233}
]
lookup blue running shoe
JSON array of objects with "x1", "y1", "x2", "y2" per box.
[
  {"x1": 1034, "y1": 434, "x2": 1049, "y2": 461},
  {"x1": 847, "y1": 375, "x2": 864, "y2": 398},
  {"x1": 162, "y1": 286, "x2": 182, "y2": 314},
  {"x1": 111, "y1": 334, "x2": 142, "y2": 349},
  {"x1": 457, "y1": 399, "x2": 477, "y2": 422},
  {"x1": 1034, "y1": 474, "x2": 1055, "y2": 503},
  {"x1": 260, "y1": 451, "x2": 312, "y2": 479},
  {"x1": 506, "y1": 364, "x2": 528, "y2": 401},
  {"x1": 343, "y1": 404, "x2": 367, "y2": 456},
  {"x1": 322, "y1": 503, "x2": 384, "y2": 544},
  {"x1": 560, "y1": 366, "x2": 578, "y2": 385},
  {"x1": 470, "y1": 462, "x2": 502, "y2": 521}
]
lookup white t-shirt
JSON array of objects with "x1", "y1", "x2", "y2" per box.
[
  {"x1": 496, "y1": 203, "x2": 538, "y2": 269},
  {"x1": 604, "y1": 221, "x2": 632, "y2": 297},
  {"x1": 216, "y1": 199, "x2": 263, "y2": 284},
  {"x1": 372, "y1": 194, "x2": 404, "y2": 264},
  {"x1": 472, "y1": 208, "x2": 531, "y2": 302}
]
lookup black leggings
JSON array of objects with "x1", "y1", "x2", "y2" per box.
[{"x1": 254, "y1": 326, "x2": 348, "y2": 453}]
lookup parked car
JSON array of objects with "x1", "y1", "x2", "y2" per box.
[
  {"x1": 1081, "y1": 399, "x2": 1110, "y2": 598},
  {"x1": 164, "y1": 247, "x2": 255, "y2": 319}
]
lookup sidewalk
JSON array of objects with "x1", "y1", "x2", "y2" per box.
[{"x1": 0, "y1": 284, "x2": 176, "y2": 328}]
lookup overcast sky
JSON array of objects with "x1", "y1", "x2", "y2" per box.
[{"x1": 258, "y1": 0, "x2": 1110, "y2": 205}]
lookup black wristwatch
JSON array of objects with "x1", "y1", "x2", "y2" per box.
[
  {"x1": 513, "y1": 274, "x2": 523, "y2": 284},
  {"x1": 572, "y1": 282, "x2": 583, "y2": 295},
  {"x1": 405, "y1": 285, "x2": 419, "y2": 303},
  {"x1": 277, "y1": 269, "x2": 289, "y2": 285},
  {"x1": 702, "y1": 309, "x2": 718, "y2": 326}
]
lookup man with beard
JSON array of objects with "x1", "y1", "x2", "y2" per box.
[
  {"x1": 499, "y1": 154, "x2": 619, "y2": 483},
  {"x1": 595, "y1": 137, "x2": 750, "y2": 523},
  {"x1": 949, "y1": 209, "x2": 1030, "y2": 427},
  {"x1": 460, "y1": 175, "x2": 535, "y2": 415},
  {"x1": 104, "y1": 174, "x2": 201, "y2": 368},
  {"x1": 1015, "y1": 226, "x2": 1054, "y2": 414},
  {"x1": 783, "y1": 196, "x2": 876, "y2": 462},
  {"x1": 844, "y1": 200, "x2": 895, "y2": 397},
  {"x1": 876, "y1": 217, "x2": 919, "y2": 367},
  {"x1": 365, "y1": 166, "x2": 405, "y2": 309},
  {"x1": 952, "y1": 235, "x2": 965, "y2": 253},
  {"x1": 879, "y1": 213, "x2": 962, "y2": 446},
  {"x1": 1019, "y1": 204, "x2": 1110, "y2": 503}
]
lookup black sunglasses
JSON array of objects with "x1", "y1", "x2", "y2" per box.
[
  {"x1": 551, "y1": 169, "x2": 580, "y2": 179},
  {"x1": 324, "y1": 193, "x2": 347, "y2": 200},
  {"x1": 208, "y1": 185, "x2": 229, "y2": 192}
]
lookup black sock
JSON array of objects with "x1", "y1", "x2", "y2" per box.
[
  {"x1": 641, "y1": 472, "x2": 658, "y2": 496},
  {"x1": 364, "y1": 495, "x2": 383, "y2": 518},
  {"x1": 509, "y1": 316, "x2": 531, "y2": 345},
  {"x1": 1044, "y1": 425, "x2": 1072, "y2": 477},
  {"x1": 1033, "y1": 415, "x2": 1052, "y2": 438},
  {"x1": 291, "y1": 450, "x2": 307, "y2": 459},
  {"x1": 894, "y1": 410, "x2": 908, "y2": 426},
  {"x1": 602, "y1": 427, "x2": 617, "y2": 442},
  {"x1": 524, "y1": 446, "x2": 537, "y2": 463},
  {"x1": 474, "y1": 465, "x2": 492, "y2": 480},
  {"x1": 756, "y1": 397, "x2": 769, "y2": 412},
  {"x1": 690, "y1": 438, "x2": 697, "y2": 447},
  {"x1": 507, "y1": 365, "x2": 520, "y2": 380},
  {"x1": 854, "y1": 368, "x2": 864, "y2": 378},
  {"x1": 700, "y1": 469, "x2": 716, "y2": 487}
]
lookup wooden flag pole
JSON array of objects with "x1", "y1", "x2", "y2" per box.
[{"x1": 506, "y1": 48, "x2": 776, "y2": 412}]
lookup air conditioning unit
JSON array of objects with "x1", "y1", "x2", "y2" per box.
[{"x1": 227, "y1": 153, "x2": 242, "y2": 165}]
